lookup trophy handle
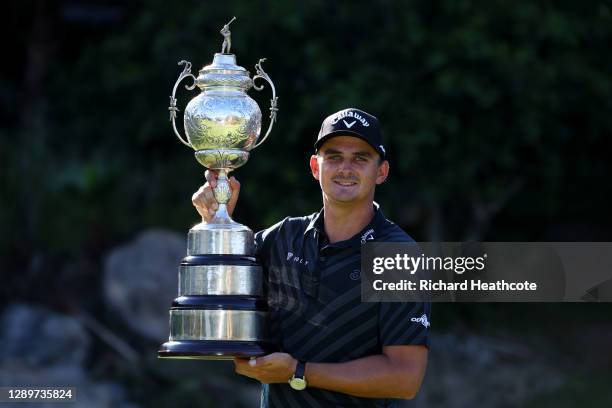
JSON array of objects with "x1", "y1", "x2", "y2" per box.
[
  {"x1": 169, "y1": 60, "x2": 197, "y2": 148},
  {"x1": 252, "y1": 58, "x2": 278, "y2": 149}
]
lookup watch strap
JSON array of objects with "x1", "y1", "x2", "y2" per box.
[{"x1": 294, "y1": 360, "x2": 306, "y2": 379}]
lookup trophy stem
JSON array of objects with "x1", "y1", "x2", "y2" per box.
[
  {"x1": 213, "y1": 170, "x2": 231, "y2": 203},
  {"x1": 210, "y1": 203, "x2": 233, "y2": 224}
]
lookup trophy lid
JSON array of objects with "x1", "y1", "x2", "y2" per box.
[{"x1": 196, "y1": 53, "x2": 253, "y2": 91}]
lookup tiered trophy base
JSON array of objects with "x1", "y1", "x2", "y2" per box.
[
  {"x1": 158, "y1": 340, "x2": 275, "y2": 360},
  {"x1": 158, "y1": 243, "x2": 274, "y2": 360}
]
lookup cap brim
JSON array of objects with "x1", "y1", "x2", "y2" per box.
[{"x1": 314, "y1": 130, "x2": 385, "y2": 158}]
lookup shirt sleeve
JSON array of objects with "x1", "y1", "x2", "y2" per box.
[
  {"x1": 254, "y1": 217, "x2": 289, "y2": 263},
  {"x1": 378, "y1": 301, "x2": 431, "y2": 348},
  {"x1": 254, "y1": 229, "x2": 266, "y2": 258},
  {"x1": 375, "y1": 226, "x2": 430, "y2": 347}
]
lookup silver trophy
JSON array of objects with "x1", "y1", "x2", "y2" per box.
[{"x1": 159, "y1": 18, "x2": 277, "y2": 360}]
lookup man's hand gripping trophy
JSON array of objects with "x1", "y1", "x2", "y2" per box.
[{"x1": 192, "y1": 171, "x2": 241, "y2": 222}]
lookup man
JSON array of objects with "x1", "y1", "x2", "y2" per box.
[
  {"x1": 193, "y1": 108, "x2": 430, "y2": 407},
  {"x1": 220, "y1": 17, "x2": 235, "y2": 54}
]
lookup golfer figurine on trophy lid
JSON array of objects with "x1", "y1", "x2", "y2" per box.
[{"x1": 159, "y1": 17, "x2": 278, "y2": 360}]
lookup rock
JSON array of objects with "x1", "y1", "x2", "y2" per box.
[
  {"x1": 103, "y1": 229, "x2": 185, "y2": 341},
  {"x1": 0, "y1": 363, "x2": 139, "y2": 408},
  {"x1": 0, "y1": 303, "x2": 90, "y2": 368},
  {"x1": 404, "y1": 333, "x2": 565, "y2": 408},
  {"x1": 0, "y1": 303, "x2": 138, "y2": 408}
]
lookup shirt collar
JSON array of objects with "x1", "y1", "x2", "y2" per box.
[
  {"x1": 304, "y1": 202, "x2": 386, "y2": 248},
  {"x1": 304, "y1": 208, "x2": 325, "y2": 236}
]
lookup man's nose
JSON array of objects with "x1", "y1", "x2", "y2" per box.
[{"x1": 338, "y1": 158, "x2": 355, "y2": 173}]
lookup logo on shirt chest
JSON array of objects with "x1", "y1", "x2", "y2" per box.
[
  {"x1": 360, "y1": 229, "x2": 375, "y2": 244},
  {"x1": 286, "y1": 251, "x2": 309, "y2": 266}
]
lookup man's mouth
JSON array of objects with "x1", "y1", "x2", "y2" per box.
[{"x1": 333, "y1": 179, "x2": 358, "y2": 187}]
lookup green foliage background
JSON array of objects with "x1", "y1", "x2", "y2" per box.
[
  {"x1": 1, "y1": 1, "x2": 612, "y2": 406},
  {"x1": 4, "y1": 1, "x2": 612, "y2": 264}
]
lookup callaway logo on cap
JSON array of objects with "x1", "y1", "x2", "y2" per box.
[{"x1": 314, "y1": 108, "x2": 386, "y2": 159}]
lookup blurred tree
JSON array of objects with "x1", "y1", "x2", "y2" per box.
[
  {"x1": 1, "y1": 0, "x2": 611, "y2": 268},
  {"x1": 1, "y1": 1, "x2": 612, "y2": 406}
]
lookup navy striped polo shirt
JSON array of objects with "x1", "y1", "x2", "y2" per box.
[{"x1": 254, "y1": 206, "x2": 431, "y2": 408}]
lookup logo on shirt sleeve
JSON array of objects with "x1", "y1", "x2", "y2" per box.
[{"x1": 410, "y1": 314, "x2": 430, "y2": 328}]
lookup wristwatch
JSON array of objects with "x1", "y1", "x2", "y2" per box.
[{"x1": 288, "y1": 360, "x2": 307, "y2": 390}]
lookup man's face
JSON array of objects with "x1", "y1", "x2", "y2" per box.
[{"x1": 310, "y1": 136, "x2": 389, "y2": 206}]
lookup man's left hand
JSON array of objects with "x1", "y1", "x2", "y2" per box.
[{"x1": 234, "y1": 352, "x2": 297, "y2": 384}]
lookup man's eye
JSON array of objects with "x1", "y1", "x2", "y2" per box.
[
  {"x1": 355, "y1": 156, "x2": 367, "y2": 162},
  {"x1": 328, "y1": 155, "x2": 342, "y2": 160}
]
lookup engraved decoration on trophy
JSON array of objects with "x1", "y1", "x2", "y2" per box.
[{"x1": 159, "y1": 18, "x2": 278, "y2": 359}]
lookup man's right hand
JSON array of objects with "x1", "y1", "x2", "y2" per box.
[{"x1": 192, "y1": 170, "x2": 241, "y2": 222}]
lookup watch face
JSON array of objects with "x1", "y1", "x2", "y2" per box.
[{"x1": 290, "y1": 377, "x2": 307, "y2": 391}]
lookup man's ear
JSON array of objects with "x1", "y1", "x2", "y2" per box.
[
  {"x1": 310, "y1": 155, "x2": 320, "y2": 180},
  {"x1": 376, "y1": 160, "x2": 389, "y2": 185}
]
